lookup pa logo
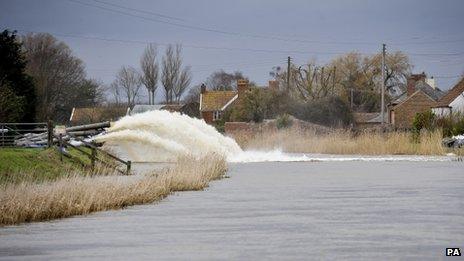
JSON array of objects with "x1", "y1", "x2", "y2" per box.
[{"x1": 446, "y1": 248, "x2": 461, "y2": 256}]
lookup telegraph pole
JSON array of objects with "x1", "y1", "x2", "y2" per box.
[
  {"x1": 381, "y1": 44, "x2": 386, "y2": 124},
  {"x1": 287, "y1": 56, "x2": 291, "y2": 92}
]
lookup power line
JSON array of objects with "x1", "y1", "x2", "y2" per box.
[
  {"x1": 92, "y1": 0, "x2": 186, "y2": 22},
  {"x1": 68, "y1": 0, "x2": 464, "y2": 47},
  {"x1": 15, "y1": 29, "x2": 464, "y2": 58}
]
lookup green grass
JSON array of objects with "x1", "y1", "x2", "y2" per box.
[{"x1": 0, "y1": 147, "x2": 87, "y2": 184}]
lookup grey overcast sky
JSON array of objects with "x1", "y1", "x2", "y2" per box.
[{"x1": 1, "y1": 0, "x2": 463, "y2": 102}]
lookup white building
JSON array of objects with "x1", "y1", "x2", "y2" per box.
[{"x1": 432, "y1": 78, "x2": 464, "y2": 117}]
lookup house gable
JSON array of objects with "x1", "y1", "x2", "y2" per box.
[
  {"x1": 436, "y1": 78, "x2": 464, "y2": 107},
  {"x1": 390, "y1": 90, "x2": 437, "y2": 128}
]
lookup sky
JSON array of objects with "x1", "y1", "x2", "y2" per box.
[{"x1": 1, "y1": 0, "x2": 463, "y2": 102}]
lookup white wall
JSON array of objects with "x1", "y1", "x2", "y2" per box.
[
  {"x1": 432, "y1": 107, "x2": 451, "y2": 117},
  {"x1": 449, "y1": 92, "x2": 464, "y2": 114}
]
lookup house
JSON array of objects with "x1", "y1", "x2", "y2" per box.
[
  {"x1": 353, "y1": 112, "x2": 382, "y2": 129},
  {"x1": 432, "y1": 77, "x2": 464, "y2": 117},
  {"x1": 199, "y1": 79, "x2": 249, "y2": 124},
  {"x1": 388, "y1": 73, "x2": 444, "y2": 128},
  {"x1": 69, "y1": 106, "x2": 130, "y2": 126}
]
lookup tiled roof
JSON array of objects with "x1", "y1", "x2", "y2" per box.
[
  {"x1": 391, "y1": 81, "x2": 444, "y2": 104},
  {"x1": 200, "y1": 91, "x2": 237, "y2": 111},
  {"x1": 70, "y1": 107, "x2": 129, "y2": 124},
  {"x1": 436, "y1": 78, "x2": 464, "y2": 107},
  {"x1": 353, "y1": 112, "x2": 381, "y2": 123}
]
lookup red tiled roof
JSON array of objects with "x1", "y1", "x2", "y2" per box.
[{"x1": 436, "y1": 77, "x2": 464, "y2": 107}]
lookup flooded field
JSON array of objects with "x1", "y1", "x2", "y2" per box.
[{"x1": 1, "y1": 160, "x2": 463, "y2": 260}]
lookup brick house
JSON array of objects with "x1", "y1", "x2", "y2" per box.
[
  {"x1": 69, "y1": 106, "x2": 130, "y2": 126},
  {"x1": 199, "y1": 79, "x2": 249, "y2": 124},
  {"x1": 432, "y1": 77, "x2": 464, "y2": 117},
  {"x1": 388, "y1": 73, "x2": 444, "y2": 128}
]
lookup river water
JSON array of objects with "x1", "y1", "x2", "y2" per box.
[{"x1": 1, "y1": 160, "x2": 463, "y2": 260}]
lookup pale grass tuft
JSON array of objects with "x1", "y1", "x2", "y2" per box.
[
  {"x1": 232, "y1": 128, "x2": 462, "y2": 155},
  {"x1": 0, "y1": 153, "x2": 227, "y2": 226}
]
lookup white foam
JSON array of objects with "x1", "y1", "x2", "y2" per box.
[{"x1": 95, "y1": 111, "x2": 458, "y2": 163}]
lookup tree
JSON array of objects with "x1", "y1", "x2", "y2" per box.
[
  {"x1": 0, "y1": 30, "x2": 36, "y2": 122},
  {"x1": 328, "y1": 51, "x2": 411, "y2": 112},
  {"x1": 173, "y1": 65, "x2": 192, "y2": 103},
  {"x1": 113, "y1": 66, "x2": 141, "y2": 108},
  {"x1": 140, "y1": 44, "x2": 159, "y2": 105},
  {"x1": 290, "y1": 64, "x2": 336, "y2": 101},
  {"x1": 0, "y1": 82, "x2": 26, "y2": 122},
  {"x1": 205, "y1": 70, "x2": 248, "y2": 91},
  {"x1": 161, "y1": 44, "x2": 191, "y2": 104},
  {"x1": 22, "y1": 33, "x2": 103, "y2": 123}
]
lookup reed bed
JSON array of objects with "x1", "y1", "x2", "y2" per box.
[
  {"x1": 0, "y1": 154, "x2": 226, "y2": 226},
  {"x1": 232, "y1": 128, "x2": 462, "y2": 156}
]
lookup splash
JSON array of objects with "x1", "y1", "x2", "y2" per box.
[
  {"x1": 95, "y1": 110, "x2": 242, "y2": 162},
  {"x1": 95, "y1": 110, "x2": 458, "y2": 163}
]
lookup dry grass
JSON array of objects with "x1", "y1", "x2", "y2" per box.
[
  {"x1": 0, "y1": 154, "x2": 226, "y2": 226},
  {"x1": 232, "y1": 128, "x2": 464, "y2": 156}
]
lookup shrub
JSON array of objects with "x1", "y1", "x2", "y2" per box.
[
  {"x1": 290, "y1": 96, "x2": 353, "y2": 127},
  {"x1": 276, "y1": 113, "x2": 293, "y2": 129}
]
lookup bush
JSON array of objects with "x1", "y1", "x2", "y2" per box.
[
  {"x1": 413, "y1": 111, "x2": 464, "y2": 138},
  {"x1": 290, "y1": 96, "x2": 353, "y2": 127},
  {"x1": 276, "y1": 113, "x2": 293, "y2": 129}
]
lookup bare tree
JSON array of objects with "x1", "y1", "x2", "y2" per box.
[
  {"x1": 140, "y1": 44, "x2": 159, "y2": 105},
  {"x1": 22, "y1": 33, "x2": 103, "y2": 123},
  {"x1": 173, "y1": 66, "x2": 192, "y2": 103},
  {"x1": 291, "y1": 64, "x2": 336, "y2": 101},
  {"x1": 205, "y1": 70, "x2": 247, "y2": 90},
  {"x1": 113, "y1": 66, "x2": 142, "y2": 108},
  {"x1": 161, "y1": 44, "x2": 191, "y2": 104}
]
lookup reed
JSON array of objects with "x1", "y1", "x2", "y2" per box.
[
  {"x1": 231, "y1": 128, "x2": 462, "y2": 155},
  {"x1": 0, "y1": 153, "x2": 226, "y2": 226}
]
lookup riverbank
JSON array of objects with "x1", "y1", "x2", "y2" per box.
[
  {"x1": 0, "y1": 153, "x2": 226, "y2": 226},
  {"x1": 231, "y1": 128, "x2": 464, "y2": 156}
]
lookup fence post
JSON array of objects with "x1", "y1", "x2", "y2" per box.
[
  {"x1": 59, "y1": 134, "x2": 63, "y2": 162},
  {"x1": 91, "y1": 147, "x2": 96, "y2": 170},
  {"x1": 47, "y1": 120, "x2": 53, "y2": 147},
  {"x1": 126, "y1": 160, "x2": 131, "y2": 175},
  {"x1": 1, "y1": 124, "x2": 4, "y2": 147}
]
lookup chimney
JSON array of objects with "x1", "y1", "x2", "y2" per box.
[
  {"x1": 407, "y1": 72, "x2": 427, "y2": 96},
  {"x1": 269, "y1": 80, "x2": 279, "y2": 91},
  {"x1": 200, "y1": 83, "x2": 206, "y2": 94},
  {"x1": 426, "y1": 77, "x2": 436, "y2": 89},
  {"x1": 237, "y1": 79, "x2": 249, "y2": 97}
]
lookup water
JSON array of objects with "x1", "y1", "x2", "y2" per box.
[
  {"x1": 1, "y1": 161, "x2": 463, "y2": 260},
  {"x1": 95, "y1": 110, "x2": 241, "y2": 162}
]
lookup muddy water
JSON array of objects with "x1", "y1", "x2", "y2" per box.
[{"x1": 1, "y1": 161, "x2": 463, "y2": 260}]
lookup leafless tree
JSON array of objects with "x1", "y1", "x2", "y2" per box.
[
  {"x1": 140, "y1": 44, "x2": 159, "y2": 105},
  {"x1": 173, "y1": 66, "x2": 192, "y2": 103},
  {"x1": 205, "y1": 70, "x2": 247, "y2": 90},
  {"x1": 22, "y1": 33, "x2": 103, "y2": 122},
  {"x1": 113, "y1": 66, "x2": 142, "y2": 108},
  {"x1": 161, "y1": 44, "x2": 191, "y2": 104},
  {"x1": 291, "y1": 64, "x2": 336, "y2": 101}
]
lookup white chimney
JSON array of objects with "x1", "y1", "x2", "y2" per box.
[{"x1": 426, "y1": 77, "x2": 436, "y2": 89}]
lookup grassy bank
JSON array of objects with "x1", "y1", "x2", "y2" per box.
[
  {"x1": 232, "y1": 128, "x2": 464, "y2": 156},
  {"x1": 0, "y1": 154, "x2": 226, "y2": 226},
  {"x1": 0, "y1": 148, "x2": 90, "y2": 184}
]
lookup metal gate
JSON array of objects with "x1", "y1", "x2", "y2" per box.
[{"x1": 0, "y1": 122, "x2": 52, "y2": 147}]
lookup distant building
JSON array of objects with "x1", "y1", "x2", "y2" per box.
[
  {"x1": 69, "y1": 106, "x2": 130, "y2": 126},
  {"x1": 432, "y1": 77, "x2": 464, "y2": 117},
  {"x1": 199, "y1": 79, "x2": 249, "y2": 124},
  {"x1": 388, "y1": 73, "x2": 444, "y2": 128},
  {"x1": 353, "y1": 112, "x2": 382, "y2": 129}
]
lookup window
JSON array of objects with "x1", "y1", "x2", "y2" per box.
[{"x1": 213, "y1": 111, "x2": 223, "y2": 121}]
